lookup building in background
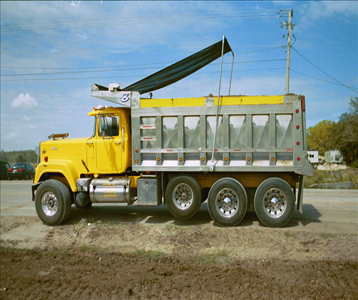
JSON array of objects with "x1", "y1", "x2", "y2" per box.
[{"x1": 325, "y1": 150, "x2": 344, "y2": 164}]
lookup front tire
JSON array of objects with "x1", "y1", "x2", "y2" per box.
[
  {"x1": 165, "y1": 175, "x2": 201, "y2": 220},
  {"x1": 208, "y1": 178, "x2": 248, "y2": 226},
  {"x1": 254, "y1": 177, "x2": 295, "y2": 228},
  {"x1": 35, "y1": 180, "x2": 72, "y2": 226}
]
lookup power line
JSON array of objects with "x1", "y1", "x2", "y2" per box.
[
  {"x1": 1, "y1": 58, "x2": 286, "y2": 77},
  {"x1": 2, "y1": 10, "x2": 278, "y2": 28},
  {"x1": 291, "y1": 69, "x2": 358, "y2": 91},
  {"x1": 0, "y1": 61, "x2": 173, "y2": 70},
  {"x1": 2, "y1": 44, "x2": 284, "y2": 54},
  {"x1": 292, "y1": 46, "x2": 357, "y2": 94},
  {"x1": 1, "y1": 11, "x2": 278, "y2": 32},
  {"x1": 1, "y1": 66, "x2": 287, "y2": 83},
  {"x1": 1, "y1": 45, "x2": 285, "y2": 57},
  {"x1": 235, "y1": 46, "x2": 284, "y2": 55}
]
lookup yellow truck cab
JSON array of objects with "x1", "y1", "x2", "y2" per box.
[{"x1": 34, "y1": 106, "x2": 132, "y2": 189}]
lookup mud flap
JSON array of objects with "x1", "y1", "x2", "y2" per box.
[
  {"x1": 297, "y1": 176, "x2": 304, "y2": 214},
  {"x1": 32, "y1": 182, "x2": 42, "y2": 201}
]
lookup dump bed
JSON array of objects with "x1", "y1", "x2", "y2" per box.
[{"x1": 130, "y1": 94, "x2": 313, "y2": 176}]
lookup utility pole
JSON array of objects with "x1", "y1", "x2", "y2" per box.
[{"x1": 279, "y1": 9, "x2": 294, "y2": 94}]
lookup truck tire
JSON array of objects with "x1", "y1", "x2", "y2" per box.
[
  {"x1": 254, "y1": 177, "x2": 295, "y2": 228},
  {"x1": 165, "y1": 175, "x2": 201, "y2": 220},
  {"x1": 207, "y1": 178, "x2": 247, "y2": 227},
  {"x1": 35, "y1": 179, "x2": 72, "y2": 226}
]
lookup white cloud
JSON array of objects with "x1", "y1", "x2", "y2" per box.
[
  {"x1": 12, "y1": 93, "x2": 38, "y2": 110},
  {"x1": 298, "y1": 1, "x2": 358, "y2": 28},
  {"x1": 78, "y1": 33, "x2": 88, "y2": 40},
  {"x1": 2, "y1": 131, "x2": 17, "y2": 140},
  {"x1": 22, "y1": 116, "x2": 31, "y2": 122}
]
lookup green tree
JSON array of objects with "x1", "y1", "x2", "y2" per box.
[
  {"x1": 307, "y1": 120, "x2": 336, "y2": 155},
  {"x1": 16, "y1": 154, "x2": 26, "y2": 162},
  {"x1": 0, "y1": 150, "x2": 38, "y2": 166},
  {"x1": 334, "y1": 97, "x2": 358, "y2": 167}
]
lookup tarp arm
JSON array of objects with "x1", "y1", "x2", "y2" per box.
[
  {"x1": 228, "y1": 51, "x2": 235, "y2": 95},
  {"x1": 210, "y1": 36, "x2": 232, "y2": 171}
]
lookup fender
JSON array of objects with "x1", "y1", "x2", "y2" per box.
[{"x1": 34, "y1": 160, "x2": 81, "y2": 192}]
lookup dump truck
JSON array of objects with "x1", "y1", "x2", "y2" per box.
[{"x1": 32, "y1": 38, "x2": 314, "y2": 227}]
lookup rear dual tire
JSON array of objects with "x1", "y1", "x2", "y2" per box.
[
  {"x1": 254, "y1": 177, "x2": 295, "y2": 228},
  {"x1": 208, "y1": 178, "x2": 248, "y2": 227}
]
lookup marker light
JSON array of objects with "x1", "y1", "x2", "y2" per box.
[{"x1": 93, "y1": 105, "x2": 106, "y2": 111}]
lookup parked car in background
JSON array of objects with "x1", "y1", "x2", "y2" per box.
[
  {"x1": 0, "y1": 161, "x2": 11, "y2": 180},
  {"x1": 7, "y1": 163, "x2": 35, "y2": 180}
]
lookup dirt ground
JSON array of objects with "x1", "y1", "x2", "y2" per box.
[{"x1": 1, "y1": 211, "x2": 357, "y2": 300}]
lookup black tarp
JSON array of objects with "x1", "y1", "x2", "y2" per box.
[{"x1": 118, "y1": 37, "x2": 233, "y2": 94}]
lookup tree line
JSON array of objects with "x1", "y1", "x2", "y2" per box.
[
  {"x1": 307, "y1": 97, "x2": 358, "y2": 168},
  {"x1": 0, "y1": 150, "x2": 38, "y2": 167}
]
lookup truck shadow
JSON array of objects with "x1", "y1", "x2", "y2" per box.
[
  {"x1": 66, "y1": 203, "x2": 213, "y2": 226},
  {"x1": 65, "y1": 203, "x2": 321, "y2": 228},
  {"x1": 65, "y1": 203, "x2": 256, "y2": 227},
  {"x1": 287, "y1": 204, "x2": 322, "y2": 227}
]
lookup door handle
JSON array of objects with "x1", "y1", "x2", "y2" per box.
[
  {"x1": 115, "y1": 142, "x2": 121, "y2": 146},
  {"x1": 87, "y1": 142, "x2": 93, "y2": 145}
]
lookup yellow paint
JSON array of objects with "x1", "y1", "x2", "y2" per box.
[
  {"x1": 34, "y1": 107, "x2": 135, "y2": 191},
  {"x1": 140, "y1": 95, "x2": 285, "y2": 108}
]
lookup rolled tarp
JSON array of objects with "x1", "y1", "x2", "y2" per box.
[{"x1": 122, "y1": 37, "x2": 233, "y2": 94}]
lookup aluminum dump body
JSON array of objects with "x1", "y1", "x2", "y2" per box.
[{"x1": 130, "y1": 94, "x2": 313, "y2": 176}]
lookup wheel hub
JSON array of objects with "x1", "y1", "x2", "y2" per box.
[
  {"x1": 215, "y1": 189, "x2": 239, "y2": 218},
  {"x1": 263, "y1": 189, "x2": 287, "y2": 218},
  {"x1": 270, "y1": 197, "x2": 280, "y2": 209},
  {"x1": 41, "y1": 192, "x2": 58, "y2": 216},
  {"x1": 172, "y1": 183, "x2": 193, "y2": 210}
]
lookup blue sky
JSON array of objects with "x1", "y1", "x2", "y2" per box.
[{"x1": 1, "y1": 1, "x2": 357, "y2": 151}]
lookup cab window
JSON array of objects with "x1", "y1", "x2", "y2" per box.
[{"x1": 98, "y1": 115, "x2": 120, "y2": 137}]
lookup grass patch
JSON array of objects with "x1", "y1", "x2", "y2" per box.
[
  {"x1": 283, "y1": 231, "x2": 295, "y2": 238},
  {"x1": 320, "y1": 233, "x2": 337, "y2": 240},
  {"x1": 78, "y1": 244, "x2": 97, "y2": 252},
  {"x1": 51, "y1": 247, "x2": 69, "y2": 257},
  {"x1": 194, "y1": 249, "x2": 230, "y2": 265},
  {"x1": 304, "y1": 169, "x2": 358, "y2": 188},
  {"x1": 135, "y1": 249, "x2": 165, "y2": 259}
]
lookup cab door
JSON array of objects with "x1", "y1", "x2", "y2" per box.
[{"x1": 95, "y1": 114, "x2": 123, "y2": 173}]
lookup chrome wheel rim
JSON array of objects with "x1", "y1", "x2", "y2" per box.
[
  {"x1": 172, "y1": 183, "x2": 193, "y2": 210},
  {"x1": 263, "y1": 188, "x2": 287, "y2": 218},
  {"x1": 215, "y1": 188, "x2": 239, "y2": 218},
  {"x1": 41, "y1": 191, "x2": 58, "y2": 216}
]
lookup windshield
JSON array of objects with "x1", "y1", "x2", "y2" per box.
[{"x1": 92, "y1": 116, "x2": 97, "y2": 137}]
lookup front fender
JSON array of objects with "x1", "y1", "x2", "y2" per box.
[{"x1": 34, "y1": 160, "x2": 80, "y2": 192}]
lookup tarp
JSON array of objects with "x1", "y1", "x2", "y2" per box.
[{"x1": 119, "y1": 37, "x2": 233, "y2": 94}]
